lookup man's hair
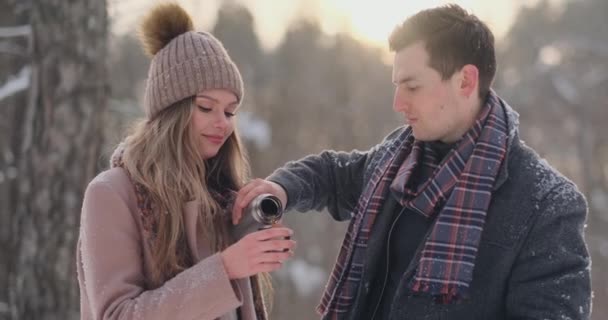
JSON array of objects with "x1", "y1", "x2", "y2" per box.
[{"x1": 389, "y1": 4, "x2": 496, "y2": 99}]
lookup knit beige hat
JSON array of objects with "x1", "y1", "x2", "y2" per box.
[{"x1": 139, "y1": 3, "x2": 243, "y2": 119}]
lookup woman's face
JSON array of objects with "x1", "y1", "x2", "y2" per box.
[{"x1": 191, "y1": 89, "x2": 239, "y2": 159}]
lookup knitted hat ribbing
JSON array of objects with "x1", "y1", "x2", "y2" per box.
[{"x1": 139, "y1": 4, "x2": 243, "y2": 119}]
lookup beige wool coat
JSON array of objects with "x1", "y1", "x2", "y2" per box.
[{"x1": 76, "y1": 167, "x2": 265, "y2": 320}]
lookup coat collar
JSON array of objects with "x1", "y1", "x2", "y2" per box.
[{"x1": 492, "y1": 98, "x2": 520, "y2": 191}]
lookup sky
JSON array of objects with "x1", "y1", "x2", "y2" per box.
[{"x1": 109, "y1": 0, "x2": 565, "y2": 51}]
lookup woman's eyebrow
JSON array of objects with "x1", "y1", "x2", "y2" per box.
[{"x1": 196, "y1": 94, "x2": 238, "y2": 106}]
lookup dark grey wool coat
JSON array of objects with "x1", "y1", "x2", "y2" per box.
[{"x1": 268, "y1": 104, "x2": 591, "y2": 320}]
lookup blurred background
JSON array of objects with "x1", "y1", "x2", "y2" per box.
[{"x1": 1, "y1": 0, "x2": 606, "y2": 319}]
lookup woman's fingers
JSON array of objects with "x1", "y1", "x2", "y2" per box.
[
  {"x1": 254, "y1": 262, "x2": 283, "y2": 274},
  {"x1": 254, "y1": 239, "x2": 297, "y2": 254},
  {"x1": 222, "y1": 225, "x2": 296, "y2": 279},
  {"x1": 253, "y1": 250, "x2": 294, "y2": 265},
  {"x1": 251, "y1": 227, "x2": 293, "y2": 241}
]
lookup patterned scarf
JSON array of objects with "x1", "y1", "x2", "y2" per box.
[{"x1": 318, "y1": 91, "x2": 508, "y2": 317}]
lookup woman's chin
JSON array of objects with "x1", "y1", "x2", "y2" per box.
[{"x1": 201, "y1": 149, "x2": 220, "y2": 160}]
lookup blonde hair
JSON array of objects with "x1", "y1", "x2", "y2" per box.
[{"x1": 121, "y1": 97, "x2": 249, "y2": 286}]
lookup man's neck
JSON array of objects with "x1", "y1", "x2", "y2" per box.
[{"x1": 440, "y1": 97, "x2": 484, "y2": 144}]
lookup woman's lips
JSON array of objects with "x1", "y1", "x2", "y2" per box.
[{"x1": 204, "y1": 134, "x2": 224, "y2": 144}]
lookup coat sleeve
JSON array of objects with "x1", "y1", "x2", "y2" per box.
[
  {"x1": 78, "y1": 180, "x2": 242, "y2": 320},
  {"x1": 505, "y1": 182, "x2": 592, "y2": 319},
  {"x1": 267, "y1": 148, "x2": 371, "y2": 221}
]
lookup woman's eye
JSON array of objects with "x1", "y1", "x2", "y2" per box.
[
  {"x1": 197, "y1": 105, "x2": 211, "y2": 112},
  {"x1": 224, "y1": 112, "x2": 236, "y2": 118}
]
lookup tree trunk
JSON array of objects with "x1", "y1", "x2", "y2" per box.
[{"x1": 0, "y1": 0, "x2": 108, "y2": 319}]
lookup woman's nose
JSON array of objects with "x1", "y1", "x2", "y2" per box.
[{"x1": 213, "y1": 112, "x2": 229, "y2": 130}]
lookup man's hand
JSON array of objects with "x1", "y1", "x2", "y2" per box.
[{"x1": 232, "y1": 179, "x2": 287, "y2": 225}]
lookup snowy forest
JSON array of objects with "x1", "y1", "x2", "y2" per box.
[{"x1": 1, "y1": 0, "x2": 607, "y2": 319}]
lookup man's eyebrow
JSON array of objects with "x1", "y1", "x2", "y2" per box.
[{"x1": 393, "y1": 75, "x2": 416, "y2": 85}]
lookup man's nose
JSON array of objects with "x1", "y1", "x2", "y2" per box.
[{"x1": 393, "y1": 88, "x2": 410, "y2": 113}]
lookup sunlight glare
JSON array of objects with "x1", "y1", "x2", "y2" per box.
[
  {"x1": 317, "y1": 0, "x2": 528, "y2": 48},
  {"x1": 321, "y1": 0, "x2": 447, "y2": 47}
]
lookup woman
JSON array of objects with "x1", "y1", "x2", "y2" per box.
[{"x1": 76, "y1": 4, "x2": 295, "y2": 320}]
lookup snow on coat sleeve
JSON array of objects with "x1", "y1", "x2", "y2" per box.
[
  {"x1": 505, "y1": 181, "x2": 591, "y2": 320},
  {"x1": 267, "y1": 149, "x2": 370, "y2": 222}
]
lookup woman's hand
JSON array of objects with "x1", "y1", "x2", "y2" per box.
[{"x1": 220, "y1": 227, "x2": 295, "y2": 279}]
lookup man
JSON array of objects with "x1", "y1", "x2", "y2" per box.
[{"x1": 233, "y1": 4, "x2": 591, "y2": 319}]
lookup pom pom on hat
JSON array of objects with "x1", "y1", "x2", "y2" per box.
[
  {"x1": 138, "y1": 3, "x2": 244, "y2": 119},
  {"x1": 139, "y1": 3, "x2": 194, "y2": 57}
]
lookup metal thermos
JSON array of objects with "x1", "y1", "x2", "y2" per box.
[{"x1": 243, "y1": 193, "x2": 284, "y2": 229}]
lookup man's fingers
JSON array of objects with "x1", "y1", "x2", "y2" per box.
[
  {"x1": 237, "y1": 184, "x2": 271, "y2": 213},
  {"x1": 232, "y1": 179, "x2": 264, "y2": 224},
  {"x1": 231, "y1": 205, "x2": 242, "y2": 225},
  {"x1": 232, "y1": 179, "x2": 288, "y2": 225}
]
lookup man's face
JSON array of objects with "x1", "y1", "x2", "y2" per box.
[{"x1": 392, "y1": 41, "x2": 467, "y2": 143}]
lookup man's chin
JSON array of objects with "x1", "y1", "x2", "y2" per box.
[{"x1": 411, "y1": 131, "x2": 432, "y2": 142}]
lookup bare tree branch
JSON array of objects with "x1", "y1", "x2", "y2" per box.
[
  {"x1": 0, "y1": 66, "x2": 31, "y2": 102},
  {"x1": 0, "y1": 25, "x2": 31, "y2": 38}
]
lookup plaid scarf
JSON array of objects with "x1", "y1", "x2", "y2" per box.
[{"x1": 318, "y1": 91, "x2": 508, "y2": 317}]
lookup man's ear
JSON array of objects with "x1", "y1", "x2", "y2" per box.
[{"x1": 458, "y1": 64, "x2": 479, "y2": 98}]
